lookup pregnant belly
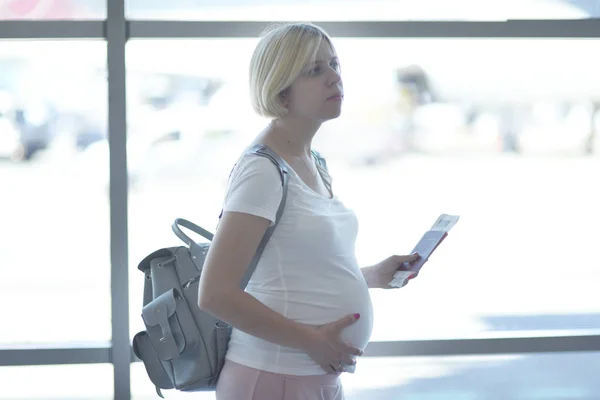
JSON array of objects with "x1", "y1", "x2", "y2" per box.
[{"x1": 250, "y1": 278, "x2": 374, "y2": 351}]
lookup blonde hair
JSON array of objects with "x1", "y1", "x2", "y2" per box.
[{"x1": 249, "y1": 22, "x2": 335, "y2": 119}]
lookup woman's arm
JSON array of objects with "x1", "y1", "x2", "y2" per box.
[{"x1": 198, "y1": 211, "x2": 317, "y2": 351}]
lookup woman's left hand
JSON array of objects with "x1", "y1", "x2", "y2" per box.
[{"x1": 363, "y1": 253, "x2": 420, "y2": 289}]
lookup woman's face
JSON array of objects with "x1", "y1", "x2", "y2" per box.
[{"x1": 283, "y1": 39, "x2": 343, "y2": 122}]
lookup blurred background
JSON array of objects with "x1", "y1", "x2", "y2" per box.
[{"x1": 1, "y1": 0, "x2": 600, "y2": 399}]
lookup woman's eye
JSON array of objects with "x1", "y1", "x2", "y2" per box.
[
  {"x1": 306, "y1": 62, "x2": 339, "y2": 76},
  {"x1": 309, "y1": 66, "x2": 322, "y2": 75}
]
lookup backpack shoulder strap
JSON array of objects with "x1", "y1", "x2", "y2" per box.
[
  {"x1": 236, "y1": 144, "x2": 290, "y2": 289},
  {"x1": 311, "y1": 149, "x2": 332, "y2": 195},
  {"x1": 310, "y1": 149, "x2": 329, "y2": 173}
]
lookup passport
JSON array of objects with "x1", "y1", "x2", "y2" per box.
[{"x1": 389, "y1": 214, "x2": 459, "y2": 287}]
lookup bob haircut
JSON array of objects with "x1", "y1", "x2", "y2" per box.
[{"x1": 249, "y1": 22, "x2": 335, "y2": 119}]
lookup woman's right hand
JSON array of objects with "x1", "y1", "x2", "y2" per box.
[{"x1": 304, "y1": 313, "x2": 364, "y2": 374}]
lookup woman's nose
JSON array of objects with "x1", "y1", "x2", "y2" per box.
[{"x1": 328, "y1": 68, "x2": 342, "y2": 85}]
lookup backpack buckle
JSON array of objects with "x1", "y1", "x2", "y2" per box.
[{"x1": 182, "y1": 276, "x2": 199, "y2": 290}]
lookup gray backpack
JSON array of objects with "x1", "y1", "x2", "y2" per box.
[{"x1": 132, "y1": 145, "x2": 330, "y2": 397}]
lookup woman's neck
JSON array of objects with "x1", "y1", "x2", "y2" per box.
[{"x1": 264, "y1": 117, "x2": 321, "y2": 158}]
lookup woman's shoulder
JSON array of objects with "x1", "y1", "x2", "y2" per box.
[
  {"x1": 226, "y1": 149, "x2": 284, "y2": 191},
  {"x1": 233, "y1": 149, "x2": 281, "y2": 174}
]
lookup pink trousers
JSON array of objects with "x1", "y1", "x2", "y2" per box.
[{"x1": 215, "y1": 359, "x2": 345, "y2": 400}]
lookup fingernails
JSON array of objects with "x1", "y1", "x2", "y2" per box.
[{"x1": 354, "y1": 313, "x2": 361, "y2": 320}]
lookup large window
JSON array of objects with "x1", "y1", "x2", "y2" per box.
[
  {"x1": 3, "y1": 4, "x2": 600, "y2": 400},
  {"x1": 0, "y1": 40, "x2": 110, "y2": 345}
]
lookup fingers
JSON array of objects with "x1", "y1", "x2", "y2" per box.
[
  {"x1": 316, "y1": 315, "x2": 364, "y2": 375},
  {"x1": 397, "y1": 271, "x2": 418, "y2": 288},
  {"x1": 319, "y1": 345, "x2": 362, "y2": 374},
  {"x1": 327, "y1": 358, "x2": 353, "y2": 374},
  {"x1": 341, "y1": 355, "x2": 357, "y2": 366},
  {"x1": 334, "y1": 313, "x2": 360, "y2": 331},
  {"x1": 321, "y1": 362, "x2": 337, "y2": 374},
  {"x1": 394, "y1": 253, "x2": 420, "y2": 263},
  {"x1": 326, "y1": 363, "x2": 338, "y2": 374},
  {"x1": 340, "y1": 342, "x2": 364, "y2": 356}
]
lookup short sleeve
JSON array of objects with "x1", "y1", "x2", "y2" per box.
[{"x1": 222, "y1": 154, "x2": 284, "y2": 225}]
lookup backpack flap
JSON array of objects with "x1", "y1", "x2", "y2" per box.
[
  {"x1": 142, "y1": 289, "x2": 186, "y2": 361},
  {"x1": 132, "y1": 331, "x2": 175, "y2": 395}
]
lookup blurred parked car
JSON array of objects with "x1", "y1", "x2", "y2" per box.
[
  {"x1": 516, "y1": 101, "x2": 599, "y2": 156},
  {"x1": 0, "y1": 95, "x2": 22, "y2": 161},
  {"x1": 0, "y1": 91, "x2": 56, "y2": 161}
]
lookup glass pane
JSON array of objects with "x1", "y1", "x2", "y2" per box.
[
  {"x1": 133, "y1": 353, "x2": 600, "y2": 399},
  {"x1": 0, "y1": 41, "x2": 109, "y2": 344},
  {"x1": 1, "y1": 364, "x2": 113, "y2": 399},
  {"x1": 0, "y1": 0, "x2": 105, "y2": 20},
  {"x1": 126, "y1": 38, "x2": 600, "y2": 346},
  {"x1": 126, "y1": 0, "x2": 598, "y2": 21},
  {"x1": 126, "y1": 38, "x2": 264, "y2": 342},
  {"x1": 341, "y1": 353, "x2": 600, "y2": 399}
]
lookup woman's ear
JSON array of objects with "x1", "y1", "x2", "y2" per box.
[{"x1": 279, "y1": 88, "x2": 290, "y2": 107}]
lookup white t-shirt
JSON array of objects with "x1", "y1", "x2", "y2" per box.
[{"x1": 221, "y1": 152, "x2": 374, "y2": 376}]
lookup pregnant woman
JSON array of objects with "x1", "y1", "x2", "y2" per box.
[{"x1": 197, "y1": 22, "x2": 419, "y2": 400}]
